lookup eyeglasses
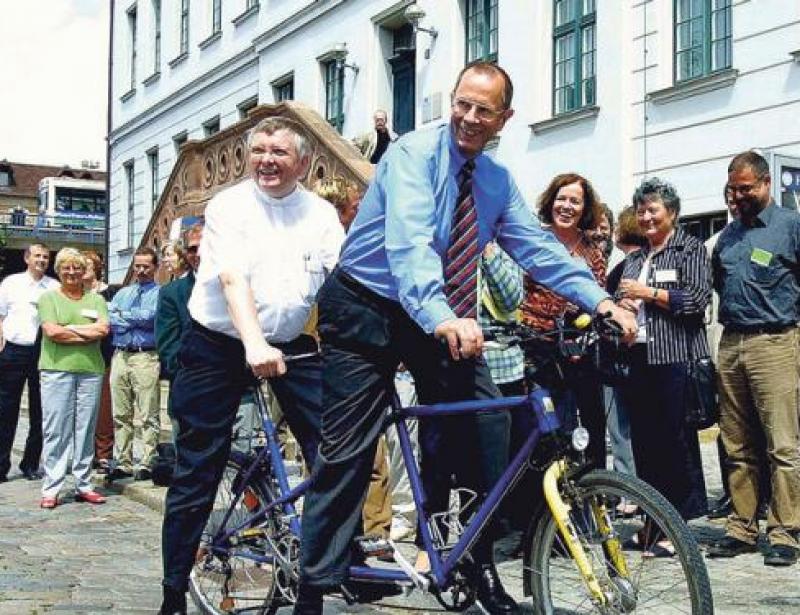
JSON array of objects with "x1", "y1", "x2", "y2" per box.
[
  {"x1": 451, "y1": 97, "x2": 505, "y2": 122},
  {"x1": 727, "y1": 176, "x2": 767, "y2": 196}
]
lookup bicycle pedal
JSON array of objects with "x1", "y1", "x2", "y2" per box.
[{"x1": 355, "y1": 534, "x2": 394, "y2": 558}]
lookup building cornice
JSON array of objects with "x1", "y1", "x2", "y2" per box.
[
  {"x1": 252, "y1": 0, "x2": 346, "y2": 53},
  {"x1": 109, "y1": 45, "x2": 258, "y2": 144},
  {"x1": 530, "y1": 105, "x2": 600, "y2": 135}
]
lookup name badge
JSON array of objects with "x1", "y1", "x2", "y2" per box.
[
  {"x1": 751, "y1": 247, "x2": 772, "y2": 267},
  {"x1": 654, "y1": 269, "x2": 678, "y2": 283},
  {"x1": 81, "y1": 309, "x2": 99, "y2": 320}
]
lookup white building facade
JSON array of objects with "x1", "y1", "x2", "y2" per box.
[{"x1": 108, "y1": 0, "x2": 800, "y2": 282}]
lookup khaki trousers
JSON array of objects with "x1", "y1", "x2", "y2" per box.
[
  {"x1": 362, "y1": 436, "x2": 392, "y2": 537},
  {"x1": 718, "y1": 328, "x2": 800, "y2": 547},
  {"x1": 110, "y1": 350, "x2": 161, "y2": 472}
]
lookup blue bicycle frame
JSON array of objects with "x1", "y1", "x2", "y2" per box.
[{"x1": 212, "y1": 382, "x2": 566, "y2": 590}]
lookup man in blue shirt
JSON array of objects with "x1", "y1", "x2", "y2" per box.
[
  {"x1": 708, "y1": 151, "x2": 800, "y2": 566},
  {"x1": 107, "y1": 247, "x2": 161, "y2": 482},
  {"x1": 294, "y1": 62, "x2": 636, "y2": 615}
]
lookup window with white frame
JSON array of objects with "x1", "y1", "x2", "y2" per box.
[
  {"x1": 147, "y1": 148, "x2": 159, "y2": 212},
  {"x1": 237, "y1": 96, "x2": 258, "y2": 120},
  {"x1": 203, "y1": 116, "x2": 220, "y2": 137},
  {"x1": 173, "y1": 131, "x2": 188, "y2": 154},
  {"x1": 552, "y1": 0, "x2": 596, "y2": 115},
  {"x1": 274, "y1": 76, "x2": 294, "y2": 102},
  {"x1": 127, "y1": 4, "x2": 137, "y2": 90},
  {"x1": 323, "y1": 61, "x2": 344, "y2": 133},
  {"x1": 152, "y1": 0, "x2": 161, "y2": 73},
  {"x1": 465, "y1": 0, "x2": 498, "y2": 63},
  {"x1": 675, "y1": 0, "x2": 732, "y2": 83},
  {"x1": 180, "y1": 0, "x2": 190, "y2": 55},
  {"x1": 212, "y1": 0, "x2": 222, "y2": 34},
  {"x1": 125, "y1": 162, "x2": 135, "y2": 248}
]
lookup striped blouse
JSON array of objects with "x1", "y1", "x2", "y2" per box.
[{"x1": 617, "y1": 228, "x2": 711, "y2": 365}]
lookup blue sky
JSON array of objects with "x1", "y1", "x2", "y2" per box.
[{"x1": 0, "y1": 0, "x2": 109, "y2": 168}]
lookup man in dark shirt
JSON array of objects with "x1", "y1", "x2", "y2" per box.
[
  {"x1": 352, "y1": 110, "x2": 397, "y2": 164},
  {"x1": 708, "y1": 151, "x2": 800, "y2": 566}
]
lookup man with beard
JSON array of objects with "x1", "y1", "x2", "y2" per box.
[{"x1": 708, "y1": 151, "x2": 800, "y2": 566}]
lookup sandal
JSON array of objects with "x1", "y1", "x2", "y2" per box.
[{"x1": 642, "y1": 541, "x2": 676, "y2": 558}]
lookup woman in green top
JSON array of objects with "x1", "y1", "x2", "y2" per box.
[{"x1": 37, "y1": 248, "x2": 109, "y2": 509}]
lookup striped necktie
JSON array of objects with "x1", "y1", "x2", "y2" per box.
[{"x1": 444, "y1": 159, "x2": 479, "y2": 318}]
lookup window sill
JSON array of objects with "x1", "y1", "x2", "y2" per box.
[
  {"x1": 529, "y1": 105, "x2": 599, "y2": 135},
  {"x1": 142, "y1": 72, "x2": 161, "y2": 87},
  {"x1": 117, "y1": 247, "x2": 134, "y2": 256},
  {"x1": 168, "y1": 52, "x2": 188, "y2": 69},
  {"x1": 120, "y1": 88, "x2": 136, "y2": 103},
  {"x1": 198, "y1": 31, "x2": 222, "y2": 51},
  {"x1": 791, "y1": 49, "x2": 800, "y2": 63},
  {"x1": 648, "y1": 68, "x2": 738, "y2": 105},
  {"x1": 233, "y1": 4, "x2": 259, "y2": 27}
]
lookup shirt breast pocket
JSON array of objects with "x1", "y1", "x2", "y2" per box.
[{"x1": 749, "y1": 262, "x2": 784, "y2": 288}]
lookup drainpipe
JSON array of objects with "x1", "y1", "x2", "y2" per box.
[{"x1": 104, "y1": 0, "x2": 115, "y2": 283}]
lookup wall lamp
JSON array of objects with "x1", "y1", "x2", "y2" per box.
[
  {"x1": 404, "y1": 3, "x2": 438, "y2": 53},
  {"x1": 332, "y1": 43, "x2": 359, "y2": 74}
]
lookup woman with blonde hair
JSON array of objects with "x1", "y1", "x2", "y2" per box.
[
  {"x1": 160, "y1": 240, "x2": 186, "y2": 279},
  {"x1": 37, "y1": 247, "x2": 109, "y2": 508}
]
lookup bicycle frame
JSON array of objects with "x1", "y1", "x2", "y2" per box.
[{"x1": 211, "y1": 382, "x2": 578, "y2": 593}]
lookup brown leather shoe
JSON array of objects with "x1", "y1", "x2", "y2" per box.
[{"x1": 75, "y1": 490, "x2": 107, "y2": 505}]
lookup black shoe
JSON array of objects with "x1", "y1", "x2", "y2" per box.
[
  {"x1": 293, "y1": 583, "x2": 323, "y2": 615},
  {"x1": 764, "y1": 544, "x2": 799, "y2": 567},
  {"x1": 20, "y1": 467, "x2": 44, "y2": 481},
  {"x1": 158, "y1": 585, "x2": 187, "y2": 615},
  {"x1": 475, "y1": 563, "x2": 518, "y2": 614},
  {"x1": 107, "y1": 468, "x2": 133, "y2": 481},
  {"x1": 0, "y1": 475, "x2": 8, "y2": 483},
  {"x1": 707, "y1": 496, "x2": 732, "y2": 520},
  {"x1": 134, "y1": 468, "x2": 152, "y2": 481},
  {"x1": 707, "y1": 535, "x2": 757, "y2": 558}
]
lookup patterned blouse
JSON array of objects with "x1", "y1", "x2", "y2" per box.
[{"x1": 521, "y1": 230, "x2": 607, "y2": 332}]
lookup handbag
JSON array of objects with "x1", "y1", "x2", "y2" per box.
[{"x1": 684, "y1": 357, "x2": 719, "y2": 430}]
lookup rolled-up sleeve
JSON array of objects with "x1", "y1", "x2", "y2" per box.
[
  {"x1": 383, "y1": 144, "x2": 455, "y2": 333},
  {"x1": 496, "y1": 182, "x2": 609, "y2": 312}
]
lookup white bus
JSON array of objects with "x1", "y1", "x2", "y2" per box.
[{"x1": 37, "y1": 176, "x2": 107, "y2": 230}]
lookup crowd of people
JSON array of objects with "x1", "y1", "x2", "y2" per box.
[{"x1": 0, "y1": 59, "x2": 798, "y2": 615}]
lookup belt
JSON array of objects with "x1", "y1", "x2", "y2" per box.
[
  {"x1": 724, "y1": 323, "x2": 796, "y2": 335},
  {"x1": 115, "y1": 346, "x2": 157, "y2": 353}
]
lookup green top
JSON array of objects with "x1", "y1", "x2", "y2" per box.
[{"x1": 37, "y1": 290, "x2": 109, "y2": 374}]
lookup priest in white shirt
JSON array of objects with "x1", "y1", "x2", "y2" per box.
[
  {"x1": 159, "y1": 116, "x2": 345, "y2": 615},
  {"x1": 0, "y1": 243, "x2": 60, "y2": 482}
]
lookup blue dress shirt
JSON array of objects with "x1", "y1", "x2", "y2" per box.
[
  {"x1": 109, "y1": 280, "x2": 160, "y2": 349},
  {"x1": 339, "y1": 123, "x2": 609, "y2": 333}
]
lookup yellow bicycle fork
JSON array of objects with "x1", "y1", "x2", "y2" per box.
[{"x1": 542, "y1": 460, "x2": 630, "y2": 607}]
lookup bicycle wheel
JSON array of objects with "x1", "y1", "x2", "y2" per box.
[
  {"x1": 528, "y1": 469, "x2": 713, "y2": 615},
  {"x1": 189, "y1": 455, "x2": 287, "y2": 615}
]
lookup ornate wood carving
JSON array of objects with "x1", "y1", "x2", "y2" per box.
[{"x1": 128, "y1": 101, "x2": 373, "y2": 284}]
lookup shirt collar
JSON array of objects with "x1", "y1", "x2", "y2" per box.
[
  {"x1": 135, "y1": 280, "x2": 157, "y2": 290},
  {"x1": 446, "y1": 122, "x2": 478, "y2": 175},
  {"x1": 755, "y1": 200, "x2": 778, "y2": 227},
  {"x1": 252, "y1": 180, "x2": 303, "y2": 208}
]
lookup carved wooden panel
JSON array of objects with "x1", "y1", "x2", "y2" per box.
[{"x1": 129, "y1": 101, "x2": 374, "y2": 284}]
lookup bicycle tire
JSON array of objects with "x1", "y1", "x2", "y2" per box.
[
  {"x1": 189, "y1": 454, "x2": 286, "y2": 615},
  {"x1": 528, "y1": 469, "x2": 713, "y2": 615}
]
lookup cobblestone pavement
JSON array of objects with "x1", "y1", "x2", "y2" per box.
[{"x1": 3, "y1": 414, "x2": 800, "y2": 614}]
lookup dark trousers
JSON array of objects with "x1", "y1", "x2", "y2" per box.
[
  {"x1": 94, "y1": 370, "x2": 114, "y2": 461},
  {"x1": 0, "y1": 341, "x2": 43, "y2": 477},
  {"x1": 161, "y1": 320, "x2": 322, "y2": 592},
  {"x1": 620, "y1": 346, "x2": 707, "y2": 520},
  {"x1": 298, "y1": 270, "x2": 509, "y2": 587}
]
